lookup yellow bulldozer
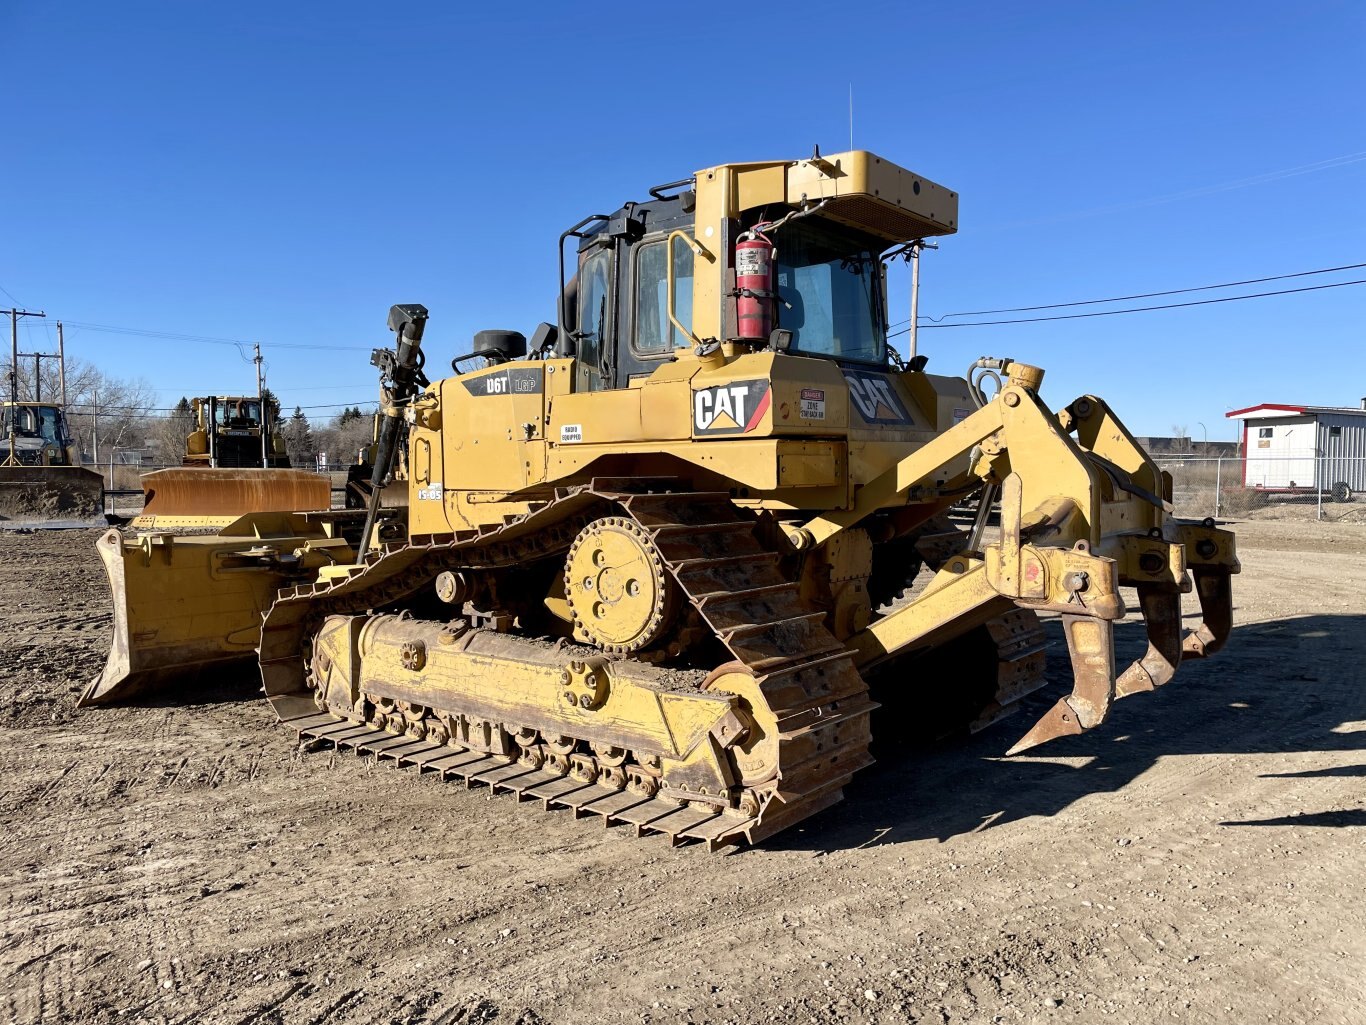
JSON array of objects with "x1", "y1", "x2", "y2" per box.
[
  {"x1": 84, "y1": 150, "x2": 1239, "y2": 849},
  {"x1": 182, "y1": 394, "x2": 291, "y2": 468},
  {"x1": 134, "y1": 393, "x2": 331, "y2": 528}
]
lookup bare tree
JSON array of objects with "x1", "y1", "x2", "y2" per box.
[
  {"x1": 314, "y1": 407, "x2": 377, "y2": 468},
  {"x1": 149, "y1": 397, "x2": 194, "y2": 466}
]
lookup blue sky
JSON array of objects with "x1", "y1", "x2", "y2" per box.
[{"x1": 2, "y1": 1, "x2": 1363, "y2": 439}]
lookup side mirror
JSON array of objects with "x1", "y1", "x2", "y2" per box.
[{"x1": 529, "y1": 322, "x2": 558, "y2": 355}]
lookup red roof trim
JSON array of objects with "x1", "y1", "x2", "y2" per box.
[{"x1": 1226, "y1": 403, "x2": 1307, "y2": 418}]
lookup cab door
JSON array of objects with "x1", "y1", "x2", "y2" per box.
[
  {"x1": 617, "y1": 233, "x2": 695, "y2": 384},
  {"x1": 574, "y1": 245, "x2": 614, "y2": 393}
]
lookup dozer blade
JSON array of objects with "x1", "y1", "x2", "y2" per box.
[
  {"x1": 0, "y1": 465, "x2": 104, "y2": 519},
  {"x1": 132, "y1": 467, "x2": 331, "y2": 528},
  {"x1": 82, "y1": 519, "x2": 327, "y2": 706}
]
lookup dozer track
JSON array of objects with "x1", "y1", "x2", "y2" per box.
[
  {"x1": 876, "y1": 562, "x2": 1050, "y2": 736},
  {"x1": 261, "y1": 484, "x2": 875, "y2": 850}
]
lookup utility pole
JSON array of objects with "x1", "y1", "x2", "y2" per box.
[
  {"x1": 254, "y1": 342, "x2": 267, "y2": 468},
  {"x1": 7, "y1": 308, "x2": 47, "y2": 400},
  {"x1": 4, "y1": 308, "x2": 47, "y2": 467},
  {"x1": 92, "y1": 386, "x2": 99, "y2": 464},
  {"x1": 57, "y1": 322, "x2": 68, "y2": 411},
  {"x1": 906, "y1": 240, "x2": 937, "y2": 361}
]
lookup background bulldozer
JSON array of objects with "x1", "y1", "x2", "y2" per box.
[
  {"x1": 85, "y1": 149, "x2": 1239, "y2": 849},
  {"x1": 182, "y1": 395, "x2": 291, "y2": 469},
  {"x1": 134, "y1": 393, "x2": 330, "y2": 528}
]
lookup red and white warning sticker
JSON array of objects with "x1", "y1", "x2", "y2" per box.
[{"x1": 799, "y1": 387, "x2": 826, "y2": 420}]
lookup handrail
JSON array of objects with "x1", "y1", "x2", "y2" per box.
[{"x1": 665, "y1": 229, "x2": 708, "y2": 348}]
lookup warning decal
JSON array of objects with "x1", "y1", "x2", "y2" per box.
[
  {"x1": 693, "y1": 379, "x2": 771, "y2": 435},
  {"x1": 736, "y1": 247, "x2": 767, "y2": 277},
  {"x1": 799, "y1": 387, "x2": 826, "y2": 420}
]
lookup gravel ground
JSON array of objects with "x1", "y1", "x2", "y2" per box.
[{"x1": 0, "y1": 518, "x2": 1363, "y2": 1025}]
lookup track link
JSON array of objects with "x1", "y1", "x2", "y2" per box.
[
  {"x1": 280, "y1": 708, "x2": 756, "y2": 850},
  {"x1": 621, "y1": 492, "x2": 875, "y2": 842}
]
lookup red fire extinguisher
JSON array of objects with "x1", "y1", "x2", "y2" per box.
[{"x1": 735, "y1": 232, "x2": 774, "y2": 342}]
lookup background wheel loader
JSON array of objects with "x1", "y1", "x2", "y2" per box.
[
  {"x1": 1, "y1": 332, "x2": 103, "y2": 519},
  {"x1": 84, "y1": 150, "x2": 1240, "y2": 849}
]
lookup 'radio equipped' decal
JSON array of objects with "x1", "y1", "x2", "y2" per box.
[
  {"x1": 844, "y1": 369, "x2": 914, "y2": 426},
  {"x1": 693, "y1": 380, "x2": 771, "y2": 435}
]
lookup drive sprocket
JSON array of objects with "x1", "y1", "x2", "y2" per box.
[{"x1": 563, "y1": 516, "x2": 677, "y2": 653}]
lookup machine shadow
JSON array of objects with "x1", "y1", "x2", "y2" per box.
[
  {"x1": 109, "y1": 661, "x2": 264, "y2": 709},
  {"x1": 1219, "y1": 810, "x2": 1366, "y2": 828},
  {"x1": 766, "y1": 612, "x2": 1366, "y2": 853}
]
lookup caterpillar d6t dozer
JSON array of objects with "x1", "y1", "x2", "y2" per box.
[
  {"x1": 134, "y1": 394, "x2": 330, "y2": 529},
  {"x1": 84, "y1": 150, "x2": 1239, "y2": 849}
]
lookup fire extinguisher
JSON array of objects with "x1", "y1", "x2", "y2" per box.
[{"x1": 734, "y1": 232, "x2": 774, "y2": 342}]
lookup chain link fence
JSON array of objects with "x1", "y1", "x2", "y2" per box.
[
  {"x1": 1154, "y1": 455, "x2": 1366, "y2": 523},
  {"x1": 77, "y1": 448, "x2": 1366, "y2": 526}
]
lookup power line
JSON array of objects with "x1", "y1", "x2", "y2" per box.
[
  {"x1": 893, "y1": 260, "x2": 1366, "y2": 328},
  {"x1": 150, "y1": 383, "x2": 375, "y2": 394},
  {"x1": 983, "y1": 150, "x2": 1366, "y2": 232},
  {"x1": 59, "y1": 320, "x2": 374, "y2": 352},
  {"x1": 61, "y1": 400, "x2": 379, "y2": 416},
  {"x1": 890, "y1": 277, "x2": 1366, "y2": 334}
]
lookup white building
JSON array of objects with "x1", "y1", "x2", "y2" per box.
[{"x1": 1227, "y1": 401, "x2": 1366, "y2": 500}]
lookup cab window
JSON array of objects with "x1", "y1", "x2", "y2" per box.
[
  {"x1": 634, "y1": 237, "x2": 694, "y2": 354},
  {"x1": 36, "y1": 408, "x2": 60, "y2": 444},
  {"x1": 576, "y1": 248, "x2": 612, "y2": 391}
]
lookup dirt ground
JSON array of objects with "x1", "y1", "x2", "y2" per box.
[{"x1": 1, "y1": 518, "x2": 1363, "y2": 1025}]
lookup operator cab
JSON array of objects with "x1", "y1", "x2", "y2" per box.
[
  {"x1": 212, "y1": 398, "x2": 264, "y2": 430},
  {"x1": 451, "y1": 151, "x2": 955, "y2": 397},
  {"x1": 555, "y1": 174, "x2": 901, "y2": 393},
  {"x1": 1, "y1": 402, "x2": 76, "y2": 465},
  {"x1": 558, "y1": 191, "x2": 700, "y2": 392}
]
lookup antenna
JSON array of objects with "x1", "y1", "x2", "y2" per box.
[{"x1": 848, "y1": 83, "x2": 854, "y2": 150}]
